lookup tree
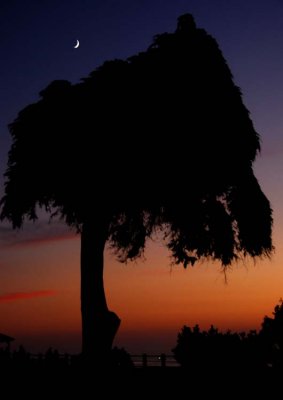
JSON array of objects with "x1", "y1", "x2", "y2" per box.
[
  {"x1": 172, "y1": 324, "x2": 243, "y2": 369},
  {"x1": 260, "y1": 300, "x2": 283, "y2": 368},
  {"x1": 0, "y1": 14, "x2": 273, "y2": 361}
]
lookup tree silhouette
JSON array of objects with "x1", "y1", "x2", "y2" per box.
[
  {"x1": 260, "y1": 299, "x2": 283, "y2": 368},
  {"x1": 172, "y1": 324, "x2": 243, "y2": 370},
  {"x1": 0, "y1": 14, "x2": 273, "y2": 361}
]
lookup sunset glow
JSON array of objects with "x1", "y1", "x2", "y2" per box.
[
  {"x1": 1, "y1": 0, "x2": 283, "y2": 355},
  {"x1": 0, "y1": 290, "x2": 57, "y2": 303}
]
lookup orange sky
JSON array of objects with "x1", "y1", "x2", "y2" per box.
[{"x1": 1, "y1": 162, "x2": 283, "y2": 355}]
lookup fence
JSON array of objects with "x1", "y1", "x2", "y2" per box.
[
  {"x1": 131, "y1": 354, "x2": 179, "y2": 368},
  {"x1": 28, "y1": 353, "x2": 179, "y2": 367},
  {"x1": 1, "y1": 350, "x2": 179, "y2": 368}
]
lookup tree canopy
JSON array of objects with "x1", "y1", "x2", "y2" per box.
[{"x1": 1, "y1": 14, "x2": 273, "y2": 267}]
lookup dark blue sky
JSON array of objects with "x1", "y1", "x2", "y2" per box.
[
  {"x1": 1, "y1": 0, "x2": 283, "y2": 243},
  {"x1": 1, "y1": 1, "x2": 283, "y2": 165},
  {"x1": 1, "y1": 0, "x2": 283, "y2": 247}
]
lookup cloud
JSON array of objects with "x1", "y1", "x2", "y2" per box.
[
  {"x1": 0, "y1": 290, "x2": 57, "y2": 303},
  {"x1": 5, "y1": 231, "x2": 76, "y2": 249},
  {"x1": 0, "y1": 218, "x2": 77, "y2": 249}
]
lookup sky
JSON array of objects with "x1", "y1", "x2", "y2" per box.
[{"x1": 1, "y1": 0, "x2": 283, "y2": 354}]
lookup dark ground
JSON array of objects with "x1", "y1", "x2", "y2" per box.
[{"x1": 1, "y1": 365, "x2": 280, "y2": 398}]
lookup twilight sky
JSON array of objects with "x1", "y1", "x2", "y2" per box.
[{"x1": 1, "y1": 0, "x2": 283, "y2": 354}]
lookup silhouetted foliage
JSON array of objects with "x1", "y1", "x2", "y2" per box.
[
  {"x1": 1, "y1": 14, "x2": 272, "y2": 265},
  {"x1": 0, "y1": 14, "x2": 273, "y2": 358},
  {"x1": 172, "y1": 324, "x2": 244, "y2": 369},
  {"x1": 260, "y1": 299, "x2": 283, "y2": 368},
  {"x1": 261, "y1": 299, "x2": 283, "y2": 340},
  {"x1": 110, "y1": 347, "x2": 134, "y2": 368},
  {"x1": 173, "y1": 300, "x2": 283, "y2": 371}
]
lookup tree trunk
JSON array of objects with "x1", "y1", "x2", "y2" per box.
[{"x1": 80, "y1": 219, "x2": 121, "y2": 363}]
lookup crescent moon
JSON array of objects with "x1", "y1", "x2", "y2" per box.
[{"x1": 74, "y1": 40, "x2": 80, "y2": 49}]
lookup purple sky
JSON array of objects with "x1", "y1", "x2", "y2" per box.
[
  {"x1": 2, "y1": 0, "x2": 283, "y2": 237},
  {"x1": 1, "y1": 1, "x2": 283, "y2": 165}
]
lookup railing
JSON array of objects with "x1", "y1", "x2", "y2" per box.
[
  {"x1": 29, "y1": 353, "x2": 179, "y2": 367},
  {"x1": 1, "y1": 351, "x2": 180, "y2": 368},
  {"x1": 131, "y1": 354, "x2": 179, "y2": 368}
]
